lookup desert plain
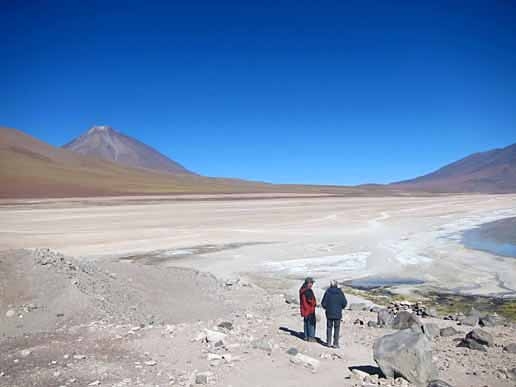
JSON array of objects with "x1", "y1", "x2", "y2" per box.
[{"x1": 1, "y1": 194, "x2": 516, "y2": 387}]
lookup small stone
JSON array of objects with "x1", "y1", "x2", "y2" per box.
[
  {"x1": 195, "y1": 372, "x2": 211, "y2": 384},
  {"x1": 73, "y1": 354, "x2": 86, "y2": 360},
  {"x1": 88, "y1": 381, "x2": 101, "y2": 386},
  {"x1": 349, "y1": 303, "x2": 368, "y2": 311},
  {"x1": 204, "y1": 329, "x2": 227, "y2": 343},
  {"x1": 440, "y1": 327, "x2": 459, "y2": 337},
  {"x1": 207, "y1": 353, "x2": 222, "y2": 361},
  {"x1": 503, "y1": 343, "x2": 516, "y2": 354},
  {"x1": 290, "y1": 353, "x2": 320, "y2": 372},
  {"x1": 286, "y1": 347, "x2": 298, "y2": 356},
  {"x1": 252, "y1": 338, "x2": 273, "y2": 353},
  {"x1": 217, "y1": 321, "x2": 233, "y2": 330},
  {"x1": 428, "y1": 379, "x2": 454, "y2": 387},
  {"x1": 20, "y1": 349, "x2": 32, "y2": 357},
  {"x1": 5, "y1": 309, "x2": 15, "y2": 318},
  {"x1": 144, "y1": 360, "x2": 157, "y2": 366}
]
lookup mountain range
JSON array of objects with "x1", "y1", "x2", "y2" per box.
[
  {"x1": 392, "y1": 143, "x2": 516, "y2": 193},
  {"x1": 0, "y1": 126, "x2": 389, "y2": 198},
  {"x1": 1, "y1": 125, "x2": 514, "y2": 198}
]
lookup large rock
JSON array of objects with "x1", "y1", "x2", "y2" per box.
[
  {"x1": 465, "y1": 329, "x2": 494, "y2": 347},
  {"x1": 479, "y1": 314, "x2": 503, "y2": 327},
  {"x1": 460, "y1": 308, "x2": 480, "y2": 326},
  {"x1": 458, "y1": 329, "x2": 494, "y2": 351},
  {"x1": 373, "y1": 329, "x2": 438, "y2": 386},
  {"x1": 391, "y1": 311, "x2": 423, "y2": 331},
  {"x1": 460, "y1": 315, "x2": 478, "y2": 327},
  {"x1": 422, "y1": 323, "x2": 440, "y2": 340},
  {"x1": 377, "y1": 309, "x2": 394, "y2": 327}
]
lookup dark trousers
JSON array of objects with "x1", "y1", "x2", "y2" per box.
[
  {"x1": 303, "y1": 315, "x2": 316, "y2": 339},
  {"x1": 326, "y1": 318, "x2": 341, "y2": 347}
]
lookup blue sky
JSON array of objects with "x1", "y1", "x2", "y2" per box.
[{"x1": 2, "y1": 0, "x2": 515, "y2": 185}]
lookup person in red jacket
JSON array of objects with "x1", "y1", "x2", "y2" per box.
[{"x1": 299, "y1": 277, "x2": 317, "y2": 341}]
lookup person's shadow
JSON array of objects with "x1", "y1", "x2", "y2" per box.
[{"x1": 279, "y1": 326, "x2": 326, "y2": 345}]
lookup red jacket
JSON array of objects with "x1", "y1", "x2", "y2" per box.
[{"x1": 299, "y1": 285, "x2": 317, "y2": 317}]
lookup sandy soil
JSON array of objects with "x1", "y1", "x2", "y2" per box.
[{"x1": 0, "y1": 249, "x2": 515, "y2": 387}]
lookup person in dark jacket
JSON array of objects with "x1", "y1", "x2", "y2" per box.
[
  {"x1": 299, "y1": 277, "x2": 317, "y2": 341},
  {"x1": 321, "y1": 280, "x2": 347, "y2": 348}
]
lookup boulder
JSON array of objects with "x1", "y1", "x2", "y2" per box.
[
  {"x1": 479, "y1": 314, "x2": 503, "y2": 327},
  {"x1": 458, "y1": 329, "x2": 493, "y2": 351},
  {"x1": 392, "y1": 311, "x2": 423, "y2": 331},
  {"x1": 377, "y1": 309, "x2": 394, "y2": 327},
  {"x1": 465, "y1": 329, "x2": 494, "y2": 347},
  {"x1": 424, "y1": 308, "x2": 438, "y2": 318},
  {"x1": 439, "y1": 327, "x2": 459, "y2": 337},
  {"x1": 503, "y1": 343, "x2": 516, "y2": 354},
  {"x1": 427, "y1": 380, "x2": 454, "y2": 387},
  {"x1": 373, "y1": 329, "x2": 437, "y2": 386},
  {"x1": 460, "y1": 315, "x2": 478, "y2": 327},
  {"x1": 422, "y1": 323, "x2": 440, "y2": 340}
]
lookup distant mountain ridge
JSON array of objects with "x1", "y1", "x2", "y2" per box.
[
  {"x1": 63, "y1": 126, "x2": 193, "y2": 175},
  {"x1": 392, "y1": 142, "x2": 516, "y2": 193},
  {"x1": 2, "y1": 126, "x2": 395, "y2": 198}
]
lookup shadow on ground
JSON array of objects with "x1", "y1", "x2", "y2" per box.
[
  {"x1": 279, "y1": 326, "x2": 326, "y2": 345},
  {"x1": 349, "y1": 365, "x2": 384, "y2": 377}
]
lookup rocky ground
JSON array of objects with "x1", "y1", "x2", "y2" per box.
[{"x1": 1, "y1": 249, "x2": 516, "y2": 387}]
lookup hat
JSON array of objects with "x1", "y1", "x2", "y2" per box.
[{"x1": 304, "y1": 277, "x2": 315, "y2": 284}]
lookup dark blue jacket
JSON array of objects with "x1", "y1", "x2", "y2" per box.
[{"x1": 321, "y1": 287, "x2": 348, "y2": 320}]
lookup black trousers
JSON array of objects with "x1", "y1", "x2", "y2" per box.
[{"x1": 326, "y1": 318, "x2": 341, "y2": 346}]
